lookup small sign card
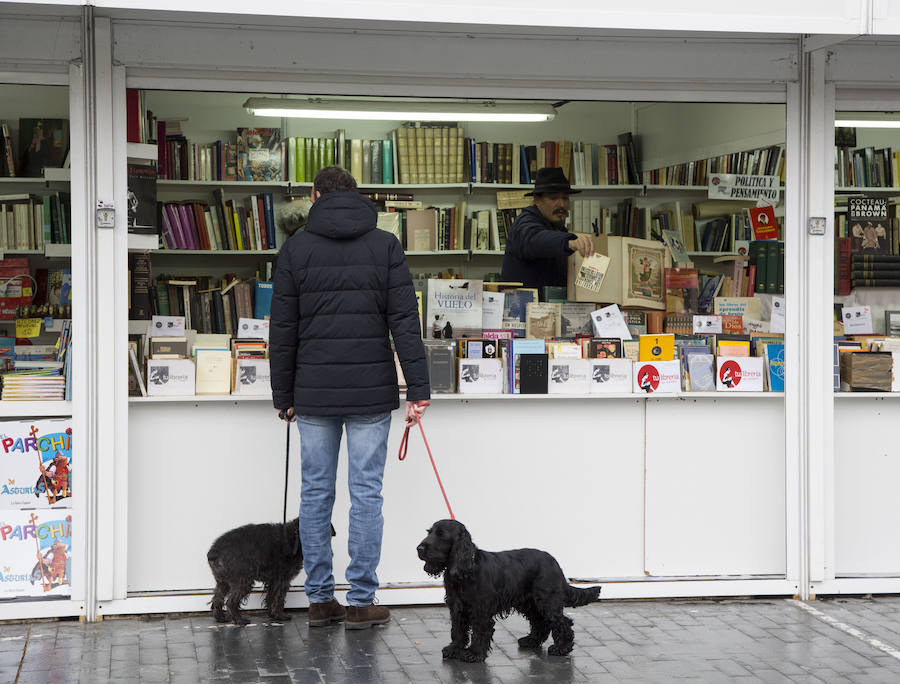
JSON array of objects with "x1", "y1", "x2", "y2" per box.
[
  {"x1": 548, "y1": 359, "x2": 590, "y2": 394},
  {"x1": 590, "y1": 304, "x2": 633, "y2": 340},
  {"x1": 716, "y1": 356, "x2": 765, "y2": 392},
  {"x1": 233, "y1": 358, "x2": 272, "y2": 395},
  {"x1": 841, "y1": 305, "x2": 873, "y2": 335},
  {"x1": 237, "y1": 317, "x2": 270, "y2": 341},
  {"x1": 574, "y1": 253, "x2": 611, "y2": 292},
  {"x1": 458, "y1": 358, "x2": 503, "y2": 394},
  {"x1": 633, "y1": 360, "x2": 681, "y2": 394},
  {"x1": 693, "y1": 315, "x2": 723, "y2": 334},
  {"x1": 589, "y1": 358, "x2": 633, "y2": 393},
  {"x1": 151, "y1": 315, "x2": 186, "y2": 337},
  {"x1": 770, "y1": 296, "x2": 786, "y2": 333},
  {"x1": 146, "y1": 358, "x2": 195, "y2": 396}
]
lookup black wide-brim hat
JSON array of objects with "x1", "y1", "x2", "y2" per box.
[{"x1": 524, "y1": 166, "x2": 581, "y2": 196}]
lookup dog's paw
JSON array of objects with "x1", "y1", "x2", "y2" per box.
[
  {"x1": 547, "y1": 644, "x2": 573, "y2": 657},
  {"x1": 212, "y1": 611, "x2": 229, "y2": 623},
  {"x1": 442, "y1": 644, "x2": 462, "y2": 660},
  {"x1": 269, "y1": 613, "x2": 292, "y2": 622},
  {"x1": 518, "y1": 635, "x2": 542, "y2": 648},
  {"x1": 457, "y1": 648, "x2": 487, "y2": 663}
]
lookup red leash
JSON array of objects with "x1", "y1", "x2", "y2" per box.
[{"x1": 398, "y1": 418, "x2": 455, "y2": 520}]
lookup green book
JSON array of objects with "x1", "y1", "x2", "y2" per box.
[
  {"x1": 325, "y1": 138, "x2": 335, "y2": 166},
  {"x1": 304, "y1": 138, "x2": 313, "y2": 182},
  {"x1": 295, "y1": 137, "x2": 304, "y2": 184},
  {"x1": 750, "y1": 240, "x2": 767, "y2": 294},
  {"x1": 382, "y1": 138, "x2": 394, "y2": 184},
  {"x1": 42, "y1": 195, "x2": 52, "y2": 245},
  {"x1": 765, "y1": 240, "x2": 779, "y2": 293}
]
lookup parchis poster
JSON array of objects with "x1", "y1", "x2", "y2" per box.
[
  {"x1": 0, "y1": 509, "x2": 72, "y2": 598},
  {"x1": 0, "y1": 419, "x2": 72, "y2": 509}
]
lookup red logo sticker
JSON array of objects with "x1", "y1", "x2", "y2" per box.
[
  {"x1": 719, "y1": 359, "x2": 742, "y2": 388},
  {"x1": 637, "y1": 364, "x2": 660, "y2": 393}
]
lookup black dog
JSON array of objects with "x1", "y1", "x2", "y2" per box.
[
  {"x1": 417, "y1": 519, "x2": 600, "y2": 662},
  {"x1": 207, "y1": 518, "x2": 334, "y2": 625}
]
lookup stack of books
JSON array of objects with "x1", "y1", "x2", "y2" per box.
[{"x1": 1, "y1": 371, "x2": 66, "y2": 400}]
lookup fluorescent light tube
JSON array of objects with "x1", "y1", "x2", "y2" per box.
[
  {"x1": 243, "y1": 97, "x2": 555, "y2": 122},
  {"x1": 835, "y1": 119, "x2": 900, "y2": 128}
]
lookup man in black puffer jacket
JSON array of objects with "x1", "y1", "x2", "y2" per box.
[{"x1": 270, "y1": 166, "x2": 430, "y2": 630}]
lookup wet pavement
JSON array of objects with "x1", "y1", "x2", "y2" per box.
[{"x1": 4, "y1": 597, "x2": 900, "y2": 682}]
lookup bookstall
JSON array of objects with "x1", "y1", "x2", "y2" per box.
[
  {"x1": 7, "y1": 3, "x2": 885, "y2": 621},
  {"x1": 87, "y1": 14, "x2": 807, "y2": 618},
  {"x1": 809, "y1": 38, "x2": 900, "y2": 597},
  {"x1": 0, "y1": 8, "x2": 84, "y2": 620}
]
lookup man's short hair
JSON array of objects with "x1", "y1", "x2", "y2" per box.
[{"x1": 314, "y1": 165, "x2": 358, "y2": 194}]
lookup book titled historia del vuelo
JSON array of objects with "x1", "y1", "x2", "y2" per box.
[{"x1": 426, "y1": 279, "x2": 483, "y2": 339}]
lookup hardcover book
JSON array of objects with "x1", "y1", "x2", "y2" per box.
[
  {"x1": 426, "y1": 279, "x2": 483, "y2": 339},
  {"x1": 127, "y1": 162, "x2": 158, "y2": 235},
  {"x1": 237, "y1": 127, "x2": 283, "y2": 182},
  {"x1": 747, "y1": 205, "x2": 779, "y2": 241},
  {"x1": 425, "y1": 340, "x2": 457, "y2": 393},
  {"x1": 848, "y1": 197, "x2": 890, "y2": 253},
  {"x1": 639, "y1": 334, "x2": 675, "y2": 361},
  {"x1": 589, "y1": 358, "x2": 632, "y2": 393},
  {"x1": 560, "y1": 302, "x2": 596, "y2": 337},
  {"x1": 548, "y1": 359, "x2": 590, "y2": 394},
  {"x1": 764, "y1": 343, "x2": 785, "y2": 392},
  {"x1": 588, "y1": 337, "x2": 622, "y2": 359},
  {"x1": 501, "y1": 287, "x2": 538, "y2": 338},
  {"x1": 518, "y1": 353, "x2": 549, "y2": 394},
  {"x1": 525, "y1": 302, "x2": 561, "y2": 339}
]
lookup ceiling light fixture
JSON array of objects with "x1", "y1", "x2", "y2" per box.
[
  {"x1": 835, "y1": 119, "x2": 900, "y2": 128},
  {"x1": 243, "y1": 97, "x2": 556, "y2": 123}
]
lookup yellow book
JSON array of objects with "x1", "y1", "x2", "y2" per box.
[
  {"x1": 231, "y1": 207, "x2": 243, "y2": 250},
  {"x1": 415, "y1": 127, "x2": 427, "y2": 184},
  {"x1": 448, "y1": 128, "x2": 458, "y2": 184},
  {"x1": 424, "y1": 127, "x2": 435, "y2": 184},
  {"x1": 397, "y1": 127, "x2": 410, "y2": 184},
  {"x1": 350, "y1": 139, "x2": 363, "y2": 184},
  {"x1": 195, "y1": 349, "x2": 233, "y2": 395},
  {"x1": 456, "y1": 127, "x2": 465, "y2": 183},
  {"x1": 408, "y1": 127, "x2": 419, "y2": 184},
  {"x1": 717, "y1": 340, "x2": 750, "y2": 357},
  {"x1": 639, "y1": 334, "x2": 675, "y2": 361}
]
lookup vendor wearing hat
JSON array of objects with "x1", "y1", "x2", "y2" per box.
[{"x1": 500, "y1": 167, "x2": 594, "y2": 294}]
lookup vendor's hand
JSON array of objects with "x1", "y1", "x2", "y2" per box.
[
  {"x1": 570, "y1": 234, "x2": 595, "y2": 258},
  {"x1": 405, "y1": 400, "x2": 430, "y2": 424},
  {"x1": 277, "y1": 407, "x2": 296, "y2": 423}
]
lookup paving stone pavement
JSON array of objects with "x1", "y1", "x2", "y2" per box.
[{"x1": 4, "y1": 597, "x2": 900, "y2": 682}]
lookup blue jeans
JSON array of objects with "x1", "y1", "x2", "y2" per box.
[{"x1": 296, "y1": 412, "x2": 392, "y2": 606}]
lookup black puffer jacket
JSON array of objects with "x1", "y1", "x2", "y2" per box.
[
  {"x1": 269, "y1": 191, "x2": 429, "y2": 416},
  {"x1": 500, "y1": 205, "x2": 576, "y2": 292}
]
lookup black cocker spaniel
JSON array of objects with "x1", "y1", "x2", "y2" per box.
[{"x1": 417, "y1": 519, "x2": 600, "y2": 662}]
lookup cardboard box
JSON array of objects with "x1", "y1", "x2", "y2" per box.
[
  {"x1": 567, "y1": 235, "x2": 670, "y2": 309},
  {"x1": 840, "y1": 351, "x2": 892, "y2": 392}
]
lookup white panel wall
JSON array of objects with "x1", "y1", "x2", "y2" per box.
[
  {"x1": 644, "y1": 398, "x2": 787, "y2": 577},
  {"x1": 90, "y1": 1, "x2": 861, "y2": 35}
]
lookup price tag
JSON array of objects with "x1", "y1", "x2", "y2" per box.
[
  {"x1": 15, "y1": 318, "x2": 42, "y2": 338},
  {"x1": 770, "y1": 296, "x2": 785, "y2": 333},
  {"x1": 842, "y1": 305, "x2": 873, "y2": 335},
  {"x1": 693, "y1": 315, "x2": 722, "y2": 334},
  {"x1": 574, "y1": 253, "x2": 611, "y2": 292},
  {"x1": 237, "y1": 317, "x2": 270, "y2": 341},
  {"x1": 589, "y1": 304, "x2": 632, "y2": 340}
]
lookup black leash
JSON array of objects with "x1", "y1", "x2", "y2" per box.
[{"x1": 279, "y1": 412, "x2": 299, "y2": 555}]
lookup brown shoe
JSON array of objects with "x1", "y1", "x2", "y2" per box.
[
  {"x1": 308, "y1": 599, "x2": 346, "y2": 627},
  {"x1": 344, "y1": 604, "x2": 390, "y2": 629}
]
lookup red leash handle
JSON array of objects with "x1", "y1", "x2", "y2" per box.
[{"x1": 398, "y1": 418, "x2": 455, "y2": 520}]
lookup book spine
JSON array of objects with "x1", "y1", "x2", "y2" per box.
[{"x1": 382, "y1": 138, "x2": 393, "y2": 185}]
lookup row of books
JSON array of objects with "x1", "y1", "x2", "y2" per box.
[
  {"x1": 417, "y1": 334, "x2": 784, "y2": 394},
  {"x1": 836, "y1": 337, "x2": 900, "y2": 391},
  {"x1": 642, "y1": 143, "x2": 785, "y2": 187},
  {"x1": 158, "y1": 190, "x2": 278, "y2": 251},
  {"x1": 381, "y1": 204, "x2": 504, "y2": 252},
  {"x1": 0, "y1": 192, "x2": 72, "y2": 248},
  {"x1": 128, "y1": 333, "x2": 271, "y2": 397},
  {"x1": 835, "y1": 146, "x2": 900, "y2": 187}
]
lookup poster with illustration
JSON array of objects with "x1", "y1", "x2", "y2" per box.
[
  {"x1": 0, "y1": 509, "x2": 72, "y2": 598},
  {"x1": 626, "y1": 243, "x2": 665, "y2": 307},
  {"x1": 0, "y1": 419, "x2": 72, "y2": 509}
]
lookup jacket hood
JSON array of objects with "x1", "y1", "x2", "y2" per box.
[{"x1": 305, "y1": 191, "x2": 377, "y2": 240}]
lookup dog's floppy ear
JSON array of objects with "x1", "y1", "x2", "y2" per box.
[{"x1": 449, "y1": 524, "x2": 476, "y2": 579}]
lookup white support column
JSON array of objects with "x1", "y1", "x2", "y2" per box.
[
  {"x1": 81, "y1": 12, "x2": 126, "y2": 618},
  {"x1": 799, "y1": 44, "x2": 835, "y2": 598}
]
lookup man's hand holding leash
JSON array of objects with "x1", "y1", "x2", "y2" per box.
[
  {"x1": 277, "y1": 407, "x2": 296, "y2": 423},
  {"x1": 405, "y1": 400, "x2": 430, "y2": 424}
]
